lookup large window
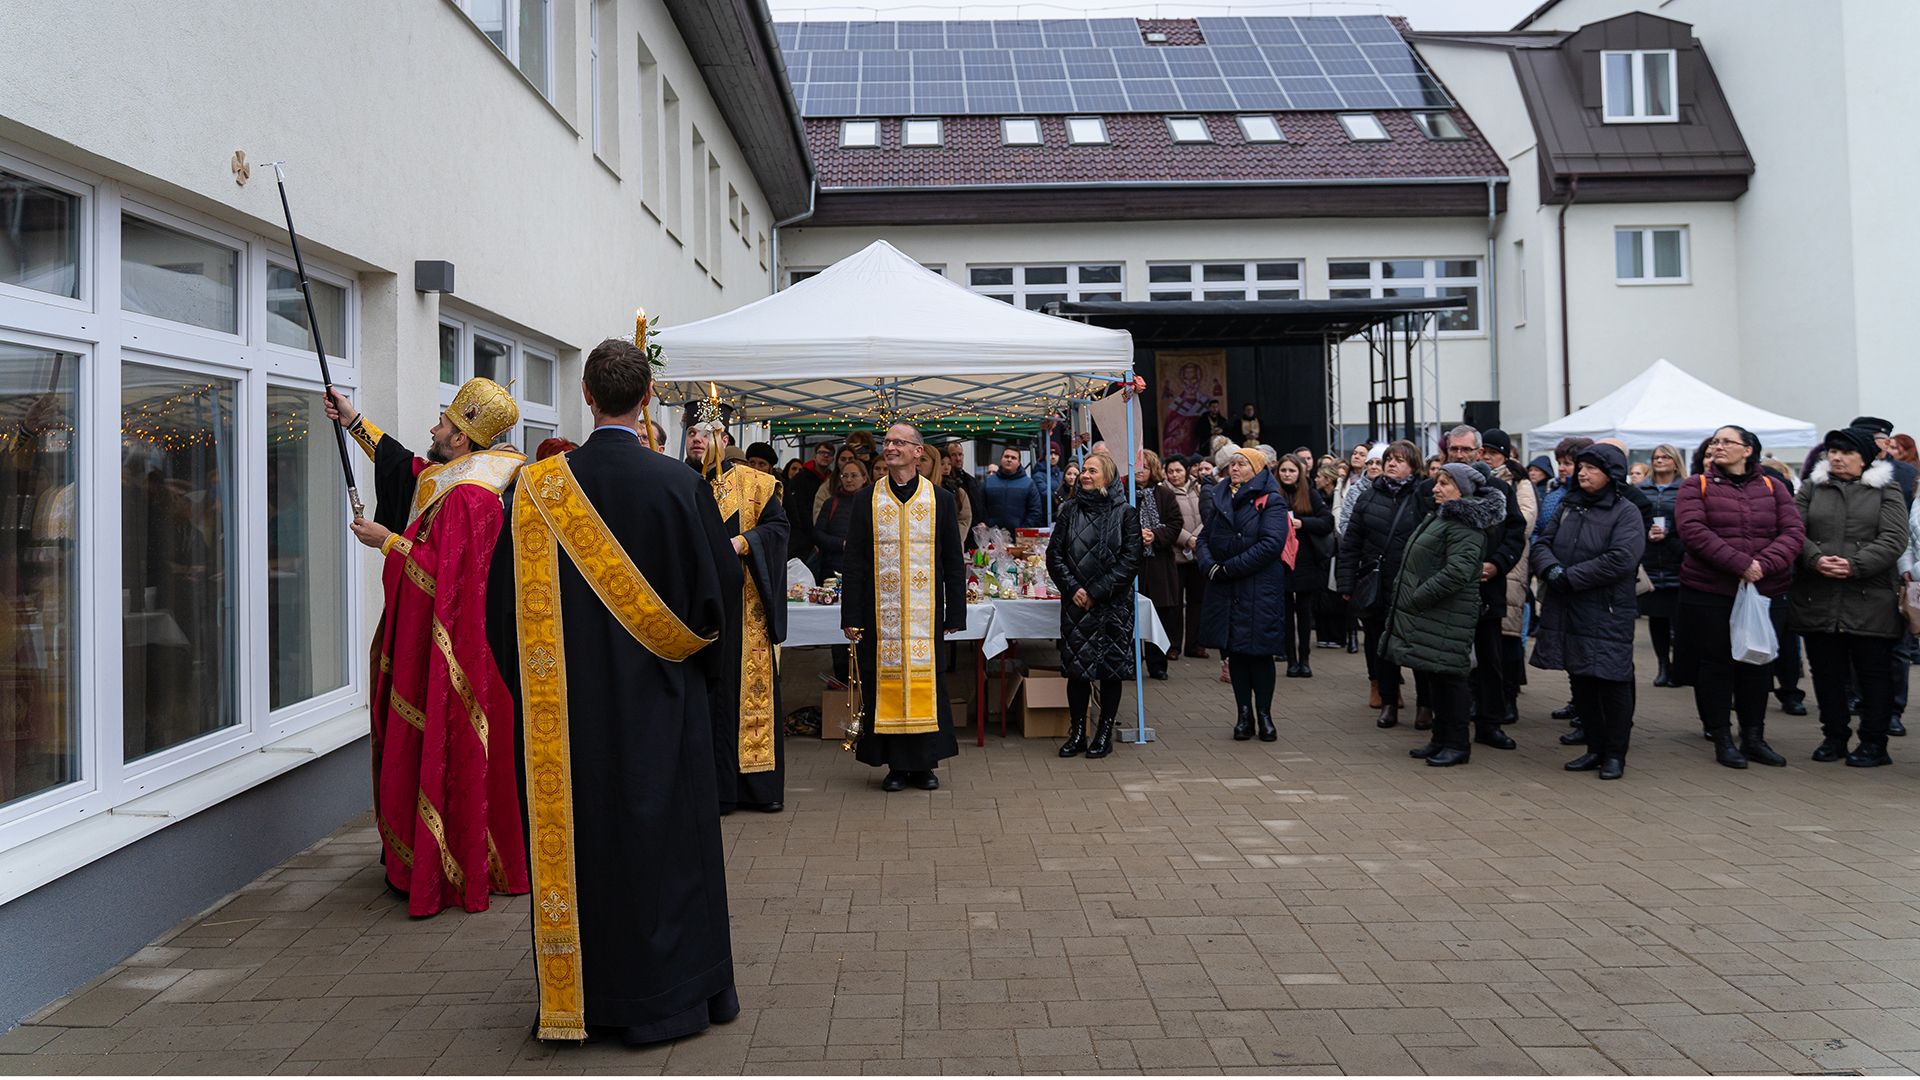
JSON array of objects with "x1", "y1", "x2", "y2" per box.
[
  {"x1": 457, "y1": 0, "x2": 551, "y2": 97},
  {"x1": 0, "y1": 170, "x2": 80, "y2": 300},
  {"x1": 1147, "y1": 261, "x2": 1302, "y2": 302},
  {"x1": 967, "y1": 264, "x2": 1123, "y2": 308},
  {"x1": 120, "y1": 361, "x2": 239, "y2": 763},
  {"x1": 120, "y1": 215, "x2": 239, "y2": 335},
  {"x1": 1616, "y1": 227, "x2": 1688, "y2": 284},
  {"x1": 267, "y1": 387, "x2": 348, "y2": 711},
  {"x1": 1602, "y1": 50, "x2": 1676, "y2": 123},
  {"x1": 0, "y1": 344, "x2": 77, "y2": 810},
  {"x1": 265, "y1": 265, "x2": 345, "y2": 354},
  {"x1": 1327, "y1": 258, "x2": 1481, "y2": 333},
  {"x1": 437, "y1": 315, "x2": 559, "y2": 454}
]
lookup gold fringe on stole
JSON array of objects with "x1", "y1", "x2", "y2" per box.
[{"x1": 871, "y1": 480, "x2": 939, "y2": 734}]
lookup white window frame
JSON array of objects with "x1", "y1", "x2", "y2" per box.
[
  {"x1": 902, "y1": 118, "x2": 944, "y2": 147},
  {"x1": 1065, "y1": 116, "x2": 1108, "y2": 145},
  {"x1": 452, "y1": 0, "x2": 553, "y2": 99},
  {"x1": 840, "y1": 119, "x2": 880, "y2": 148},
  {"x1": 1001, "y1": 118, "x2": 1043, "y2": 146},
  {"x1": 434, "y1": 310, "x2": 561, "y2": 449},
  {"x1": 0, "y1": 144, "x2": 367, "y2": 855},
  {"x1": 588, "y1": 0, "x2": 601, "y2": 154},
  {"x1": 1411, "y1": 111, "x2": 1464, "y2": 140},
  {"x1": 1614, "y1": 226, "x2": 1690, "y2": 285},
  {"x1": 1167, "y1": 116, "x2": 1212, "y2": 144},
  {"x1": 1601, "y1": 49, "x2": 1678, "y2": 123},
  {"x1": 1145, "y1": 260, "x2": 1303, "y2": 302},
  {"x1": 1337, "y1": 113, "x2": 1390, "y2": 141},
  {"x1": 1324, "y1": 257, "x2": 1484, "y2": 335},
  {"x1": 965, "y1": 263, "x2": 1125, "y2": 308},
  {"x1": 1236, "y1": 115, "x2": 1284, "y2": 143}
]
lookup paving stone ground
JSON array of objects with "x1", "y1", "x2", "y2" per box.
[{"x1": 9, "y1": 634, "x2": 1920, "y2": 1075}]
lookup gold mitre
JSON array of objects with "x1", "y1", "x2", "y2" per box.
[{"x1": 447, "y1": 377, "x2": 519, "y2": 446}]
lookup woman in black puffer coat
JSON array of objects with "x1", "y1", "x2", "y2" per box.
[
  {"x1": 1198, "y1": 447, "x2": 1292, "y2": 742},
  {"x1": 1336, "y1": 441, "x2": 1431, "y2": 728},
  {"x1": 1046, "y1": 452, "x2": 1142, "y2": 761},
  {"x1": 1532, "y1": 443, "x2": 1647, "y2": 780}
]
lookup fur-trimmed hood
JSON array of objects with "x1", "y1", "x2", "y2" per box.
[
  {"x1": 1809, "y1": 457, "x2": 1894, "y2": 489},
  {"x1": 1435, "y1": 485, "x2": 1507, "y2": 531}
]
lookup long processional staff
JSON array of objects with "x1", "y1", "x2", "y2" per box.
[
  {"x1": 325, "y1": 379, "x2": 531, "y2": 917},
  {"x1": 841, "y1": 422, "x2": 969, "y2": 793},
  {"x1": 508, "y1": 339, "x2": 741, "y2": 1045},
  {"x1": 684, "y1": 398, "x2": 790, "y2": 814}
]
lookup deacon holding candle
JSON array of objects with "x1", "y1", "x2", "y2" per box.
[{"x1": 324, "y1": 380, "x2": 530, "y2": 917}]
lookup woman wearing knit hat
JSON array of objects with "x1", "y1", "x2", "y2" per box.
[
  {"x1": 1379, "y1": 463, "x2": 1507, "y2": 766},
  {"x1": 1196, "y1": 447, "x2": 1292, "y2": 742}
]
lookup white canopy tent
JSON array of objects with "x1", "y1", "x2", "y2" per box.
[
  {"x1": 1526, "y1": 359, "x2": 1819, "y2": 452},
  {"x1": 652, "y1": 239, "x2": 1135, "y2": 425}
]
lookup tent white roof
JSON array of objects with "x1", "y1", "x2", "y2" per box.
[
  {"x1": 652, "y1": 240, "x2": 1135, "y2": 425},
  {"x1": 1525, "y1": 359, "x2": 1819, "y2": 451}
]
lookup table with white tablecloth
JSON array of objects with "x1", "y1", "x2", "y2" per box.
[
  {"x1": 782, "y1": 600, "x2": 995, "y2": 648},
  {"x1": 979, "y1": 595, "x2": 1169, "y2": 659}
]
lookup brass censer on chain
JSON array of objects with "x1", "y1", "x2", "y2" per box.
[{"x1": 840, "y1": 640, "x2": 866, "y2": 753}]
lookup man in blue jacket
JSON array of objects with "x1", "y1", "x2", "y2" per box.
[{"x1": 978, "y1": 446, "x2": 1044, "y2": 530}]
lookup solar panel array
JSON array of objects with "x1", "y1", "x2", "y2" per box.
[{"x1": 774, "y1": 15, "x2": 1452, "y2": 118}]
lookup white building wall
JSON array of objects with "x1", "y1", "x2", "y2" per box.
[
  {"x1": 784, "y1": 215, "x2": 1499, "y2": 439},
  {"x1": 0, "y1": 0, "x2": 782, "y2": 857}
]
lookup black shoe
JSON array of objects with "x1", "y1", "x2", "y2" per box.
[
  {"x1": 1413, "y1": 706, "x2": 1433, "y2": 731},
  {"x1": 1552, "y1": 703, "x2": 1580, "y2": 722},
  {"x1": 757, "y1": 802, "x2": 784, "y2": 813},
  {"x1": 1086, "y1": 717, "x2": 1116, "y2": 759},
  {"x1": 1346, "y1": 633, "x2": 1360, "y2": 654},
  {"x1": 1284, "y1": 662, "x2": 1301, "y2": 678},
  {"x1": 1149, "y1": 669, "x2": 1169, "y2": 681},
  {"x1": 1891, "y1": 716, "x2": 1908, "y2": 737},
  {"x1": 1740, "y1": 731, "x2": 1787, "y2": 767},
  {"x1": 1297, "y1": 662, "x2": 1311, "y2": 678},
  {"x1": 1598, "y1": 757, "x2": 1625, "y2": 780},
  {"x1": 881, "y1": 771, "x2": 908, "y2": 792},
  {"x1": 1257, "y1": 711, "x2": 1277, "y2": 742},
  {"x1": 1426, "y1": 747, "x2": 1470, "y2": 767},
  {"x1": 1846, "y1": 742, "x2": 1892, "y2": 767},
  {"x1": 1812, "y1": 737, "x2": 1849, "y2": 762},
  {"x1": 1713, "y1": 732, "x2": 1748, "y2": 769},
  {"x1": 911, "y1": 771, "x2": 940, "y2": 790},
  {"x1": 1409, "y1": 740, "x2": 1440, "y2": 758},
  {"x1": 1059, "y1": 718, "x2": 1087, "y2": 758},
  {"x1": 1559, "y1": 728, "x2": 1587, "y2": 745},
  {"x1": 1702, "y1": 727, "x2": 1716, "y2": 742},
  {"x1": 1565, "y1": 752, "x2": 1602, "y2": 771},
  {"x1": 1233, "y1": 706, "x2": 1254, "y2": 741},
  {"x1": 1782, "y1": 698, "x2": 1808, "y2": 716},
  {"x1": 1376, "y1": 703, "x2": 1399, "y2": 729},
  {"x1": 1503, "y1": 698, "x2": 1518, "y2": 724},
  {"x1": 1474, "y1": 725, "x2": 1516, "y2": 750},
  {"x1": 1653, "y1": 662, "x2": 1672, "y2": 688},
  {"x1": 1849, "y1": 695, "x2": 1862, "y2": 716}
]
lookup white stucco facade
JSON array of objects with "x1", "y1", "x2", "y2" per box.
[{"x1": 0, "y1": 0, "x2": 785, "y2": 863}]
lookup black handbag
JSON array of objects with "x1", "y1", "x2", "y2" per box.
[{"x1": 1349, "y1": 494, "x2": 1410, "y2": 616}]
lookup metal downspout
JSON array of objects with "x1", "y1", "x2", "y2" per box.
[
  {"x1": 1557, "y1": 174, "x2": 1579, "y2": 416},
  {"x1": 769, "y1": 179, "x2": 817, "y2": 295}
]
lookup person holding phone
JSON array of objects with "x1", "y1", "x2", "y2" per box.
[{"x1": 1636, "y1": 444, "x2": 1688, "y2": 688}]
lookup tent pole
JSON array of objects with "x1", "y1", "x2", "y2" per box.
[{"x1": 1127, "y1": 393, "x2": 1149, "y2": 745}]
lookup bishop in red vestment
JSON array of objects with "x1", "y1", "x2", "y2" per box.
[{"x1": 326, "y1": 380, "x2": 531, "y2": 916}]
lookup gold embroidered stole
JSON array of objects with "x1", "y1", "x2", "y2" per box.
[
  {"x1": 872, "y1": 478, "x2": 939, "y2": 734},
  {"x1": 410, "y1": 449, "x2": 525, "y2": 525},
  {"x1": 513, "y1": 454, "x2": 714, "y2": 1041},
  {"x1": 714, "y1": 466, "x2": 778, "y2": 774}
]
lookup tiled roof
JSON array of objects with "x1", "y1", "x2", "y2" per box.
[
  {"x1": 811, "y1": 110, "x2": 1507, "y2": 189},
  {"x1": 1136, "y1": 18, "x2": 1206, "y2": 45}
]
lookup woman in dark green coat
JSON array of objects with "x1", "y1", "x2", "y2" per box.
[{"x1": 1380, "y1": 463, "x2": 1506, "y2": 766}]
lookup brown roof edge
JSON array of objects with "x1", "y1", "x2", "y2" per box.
[
  {"x1": 1511, "y1": 0, "x2": 1565, "y2": 31},
  {"x1": 806, "y1": 179, "x2": 1508, "y2": 227}
]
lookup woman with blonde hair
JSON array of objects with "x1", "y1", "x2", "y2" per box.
[
  {"x1": 1046, "y1": 452, "x2": 1142, "y2": 759},
  {"x1": 1135, "y1": 449, "x2": 1183, "y2": 679},
  {"x1": 1636, "y1": 443, "x2": 1687, "y2": 687}
]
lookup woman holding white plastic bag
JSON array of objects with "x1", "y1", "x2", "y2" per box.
[{"x1": 1674, "y1": 425, "x2": 1804, "y2": 768}]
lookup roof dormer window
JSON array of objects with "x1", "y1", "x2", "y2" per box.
[
  {"x1": 1167, "y1": 116, "x2": 1211, "y2": 144},
  {"x1": 1602, "y1": 50, "x2": 1677, "y2": 122},
  {"x1": 840, "y1": 119, "x2": 880, "y2": 147},
  {"x1": 1337, "y1": 113, "x2": 1389, "y2": 141},
  {"x1": 1001, "y1": 118, "x2": 1043, "y2": 145}
]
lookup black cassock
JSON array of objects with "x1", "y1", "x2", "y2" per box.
[
  {"x1": 841, "y1": 475, "x2": 968, "y2": 772},
  {"x1": 491, "y1": 427, "x2": 742, "y2": 1042},
  {"x1": 696, "y1": 459, "x2": 790, "y2": 812}
]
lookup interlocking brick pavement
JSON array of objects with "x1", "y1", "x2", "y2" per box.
[{"x1": 9, "y1": 635, "x2": 1920, "y2": 1075}]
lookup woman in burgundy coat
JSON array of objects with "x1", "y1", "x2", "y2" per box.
[{"x1": 1674, "y1": 424, "x2": 1806, "y2": 769}]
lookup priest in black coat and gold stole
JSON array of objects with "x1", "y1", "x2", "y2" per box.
[
  {"x1": 684, "y1": 404, "x2": 789, "y2": 814},
  {"x1": 509, "y1": 339, "x2": 740, "y2": 1046},
  {"x1": 842, "y1": 421, "x2": 968, "y2": 792}
]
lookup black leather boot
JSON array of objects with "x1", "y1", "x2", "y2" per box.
[
  {"x1": 1740, "y1": 725, "x2": 1786, "y2": 767},
  {"x1": 1376, "y1": 702, "x2": 1399, "y2": 729},
  {"x1": 1598, "y1": 757, "x2": 1625, "y2": 780},
  {"x1": 1347, "y1": 630, "x2": 1360, "y2": 654},
  {"x1": 1059, "y1": 716, "x2": 1087, "y2": 758},
  {"x1": 1812, "y1": 735, "x2": 1849, "y2": 762},
  {"x1": 1846, "y1": 740, "x2": 1891, "y2": 767},
  {"x1": 1653, "y1": 660, "x2": 1672, "y2": 687},
  {"x1": 1891, "y1": 715, "x2": 1908, "y2": 737},
  {"x1": 1297, "y1": 660, "x2": 1311, "y2": 678},
  {"x1": 1552, "y1": 701, "x2": 1579, "y2": 721},
  {"x1": 1409, "y1": 740, "x2": 1440, "y2": 758},
  {"x1": 1474, "y1": 723, "x2": 1516, "y2": 750},
  {"x1": 1503, "y1": 696, "x2": 1518, "y2": 724},
  {"x1": 1233, "y1": 705, "x2": 1255, "y2": 741},
  {"x1": 1780, "y1": 694, "x2": 1808, "y2": 716},
  {"x1": 1413, "y1": 706, "x2": 1433, "y2": 730},
  {"x1": 1086, "y1": 716, "x2": 1117, "y2": 759},
  {"x1": 1559, "y1": 728, "x2": 1587, "y2": 745},
  {"x1": 1257, "y1": 710, "x2": 1277, "y2": 742},
  {"x1": 1564, "y1": 752, "x2": 1602, "y2": 771},
  {"x1": 1712, "y1": 730, "x2": 1748, "y2": 769},
  {"x1": 1426, "y1": 747, "x2": 1470, "y2": 766}
]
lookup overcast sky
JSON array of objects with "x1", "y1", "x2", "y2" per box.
[{"x1": 765, "y1": 0, "x2": 1544, "y2": 32}]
